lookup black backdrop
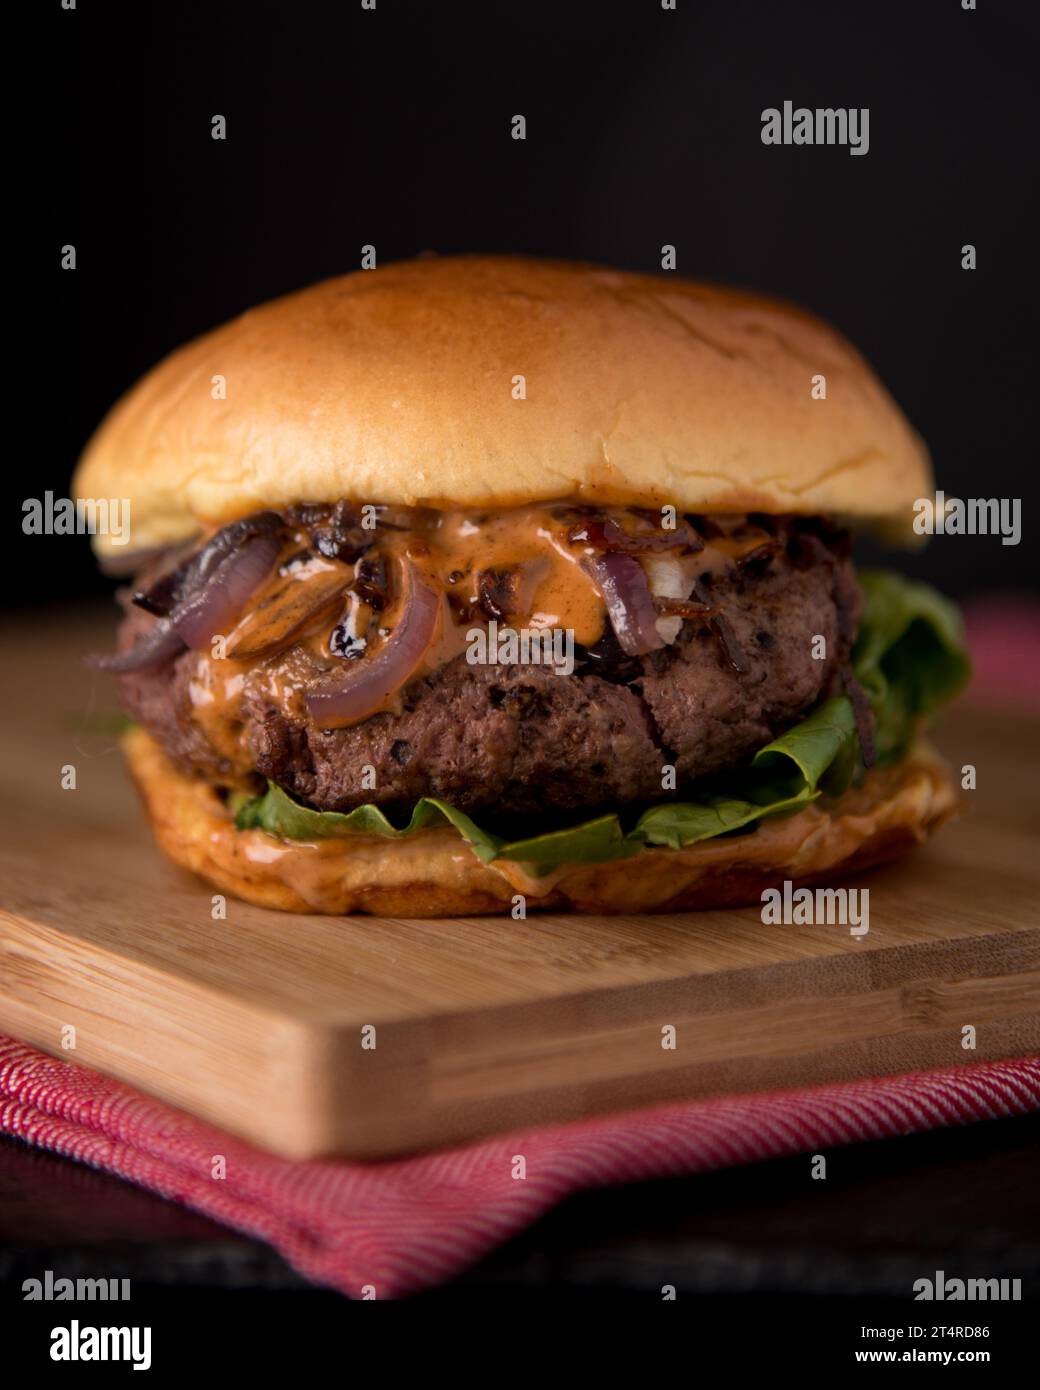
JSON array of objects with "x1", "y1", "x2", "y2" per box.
[{"x1": 21, "y1": 0, "x2": 1038, "y2": 604}]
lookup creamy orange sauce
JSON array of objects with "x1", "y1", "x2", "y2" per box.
[
  {"x1": 237, "y1": 825, "x2": 500, "y2": 905},
  {"x1": 421, "y1": 508, "x2": 607, "y2": 646},
  {"x1": 187, "y1": 657, "x2": 251, "y2": 768}
]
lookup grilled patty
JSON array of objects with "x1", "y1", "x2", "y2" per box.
[{"x1": 116, "y1": 517, "x2": 861, "y2": 818}]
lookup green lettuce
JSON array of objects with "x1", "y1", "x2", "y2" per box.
[
  {"x1": 235, "y1": 782, "x2": 634, "y2": 874},
  {"x1": 631, "y1": 697, "x2": 855, "y2": 851},
  {"x1": 234, "y1": 568, "x2": 970, "y2": 876},
  {"x1": 852, "y1": 569, "x2": 971, "y2": 762}
]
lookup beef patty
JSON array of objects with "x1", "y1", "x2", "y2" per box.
[{"x1": 115, "y1": 518, "x2": 862, "y2": 818}]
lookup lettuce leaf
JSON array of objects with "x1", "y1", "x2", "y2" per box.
[
  {"x1": 235, "y1": 784, "x2": 442, "y2": 838},
  {"x1": 632, "y1": 697, "x2": 855, "y2": 850},
  {"x1": 235, "y1": 782, "x2": 505, "y2": 862},
  {"x1": 234, "y1": 569, "x2": 969, "y2": 876},
  {"x1": 852, "y1": 568, "x2": 971, "y2": 762},
  {"x1": 495, "y1": 814, "x2": 638, "y2": 876}
]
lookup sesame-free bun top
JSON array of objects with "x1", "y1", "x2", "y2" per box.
[{"x1": 76, "y1": 255, "x2": 932, "y2": 557}]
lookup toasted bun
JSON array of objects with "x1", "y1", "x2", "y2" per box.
[
  {"x1": 76, "y1": 256, "x2": 931, "y2": 558},
  {"x1": 125, "y1": 726, "x2": 958, "y2": 917}
]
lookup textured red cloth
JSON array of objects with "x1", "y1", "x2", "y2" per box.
[{"x1": 1, "y1": 1037, "x2": 1036, "y2": 1298}]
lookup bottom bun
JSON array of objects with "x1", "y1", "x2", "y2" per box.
[{"x1": 124, "y1": 726, "x2": 959, "y2": 917}]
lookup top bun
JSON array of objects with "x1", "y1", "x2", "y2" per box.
[{"x1": 75, "y1": 255, "x2": 932, "y2": 556}]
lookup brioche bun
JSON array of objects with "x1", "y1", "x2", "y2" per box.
[
  {"x1": 76, "y1": 256, "x2": 931, "y2": 558},
  {"x1": 124, "y1": 726, "x2": 958, "y2": 918}
]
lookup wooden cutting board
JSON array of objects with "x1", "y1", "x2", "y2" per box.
[{"x1": 1, "y1": 604, "x2": 1038, "y2": 1159}]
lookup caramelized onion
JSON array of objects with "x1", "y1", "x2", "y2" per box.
[
  {"x1": 585, "y1": 554, "x2": 664, "y2": 656},
  {"x1": 710, "y1": 613, "x2": 749, "y2": 673},
  {"x1": 308, "y1": 501, "x2": 373, "y2": 563},
  {"x1": 224, "y1": 561, "x2": 350, "y2": 660},
  {"x1": 133, "y1": 511, "x2": 283, "y2": 617},
  {"x1": 170, "y1": 533, "x2": 283, "y2": 650},
  {"x1": 353, "y1": 552, "x2": 389, "y2": 611},
  {"x1": 477, "y1": 567, "x2": 522, "y2": 621},
  {"x1": 89, "y1": 531, "x2": 282, "y2": 672},
  {"x1": 654, "y1": 596, "x2": 715, "y2": 618},
  {"x1": 85, "y1": 618, "x2": 186, "y2": 673},
  {"x1": 305, "y1": 560, "x2": 441, "y2": 729},
  {"x1": 88, "y1": 523, "x2": 282, "y2": 674},
  {"x1": 735, "y1": 540, "x2": 781, "y2": 577}
]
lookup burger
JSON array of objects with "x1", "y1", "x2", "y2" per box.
[{"x1": 74, "y1": 256, "x2": 969, "y2": 916}]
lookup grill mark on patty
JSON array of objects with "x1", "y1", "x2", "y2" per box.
[{"x1": 629, "y1": 670, "x2": 681, "y2": 775}]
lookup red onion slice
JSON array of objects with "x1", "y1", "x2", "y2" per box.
[
  {"x1": 170, "y1": 533, "x2": 282, "y2": 650},
  {"x1": 133, "y1": 511, "x2": 283, "y2": 617},
  {"x1": 586, "y1": 553, "x2": 665, "y2": 656},
  {"x1": 85, "y1": 618, "x2": 186, "y2": 673},
  {"x1": 306, "y1": 560, "x2": 441, "y2": 729},
  {"x1": 87, "y1": 533, "x2": 280, "y2": 671}
]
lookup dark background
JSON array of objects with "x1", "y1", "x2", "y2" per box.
[
  {"x1": 5, "y1": 1, "x2": 1038, "y2": 1323},
  {"x1": 21, "y1": 0, "x2": 1038, "y2": 603}
]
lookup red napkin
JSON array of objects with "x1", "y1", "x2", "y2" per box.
[
  {"x1": 962, "y1": 596, "x2": 1040, "y2": 710},
  {"x1": 2, "y1": 1037, "x2": 1036, "y2": 1298}
]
